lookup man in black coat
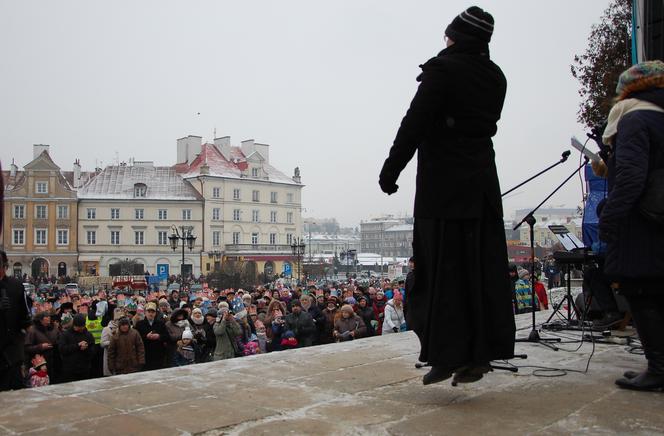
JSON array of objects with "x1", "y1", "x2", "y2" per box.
[
  {"x1": 380, "y1": 7, "x2": 515, "y2": 386},
  {"x1": 0, "y1": 250, "x2": 32, "y2": 391},
  {"x1": 598, "y1": 61, "x2": 664, "y2": 391},
  {"x1": 58, "y1": 314, "x2": 95, "y2": 383},
  {"x1": 285, "y1": 300, "x2": 316, "y2": 348},
  {"x1": 134, "y1": 302, "x2": 168, "y2": 371}
]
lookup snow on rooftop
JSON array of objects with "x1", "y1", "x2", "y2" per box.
[{"x1": 78, "y1": 165, "x2": 201, "y2": 200}]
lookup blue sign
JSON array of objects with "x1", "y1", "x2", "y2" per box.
[
  {"x1": 283, "y1": 262, "x2": 292, "y2": 276},
  {"x1": 148, "y1": 275, "x2": 161, "y2": 285},
  {"x1": 157, "y1": 264, "x2": 169, "y2": 280}
]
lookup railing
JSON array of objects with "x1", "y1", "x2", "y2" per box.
[{"x1": 224, "y1": 244, "x2": 293, "y2": 253}]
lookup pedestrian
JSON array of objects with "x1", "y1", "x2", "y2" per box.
[
  {"x1": 333, "y1": 305, "x2": 367, "y2": 342},
  {"x1": 382, "y1": 291, "x2": 406, "y2": 334},
  {"x1": 379, "y1": 6, "x2": 515, "y2": 385},
  {"x1": 28, "y1": 354, "x2": 49, "y2": 388},
  {"x1": 58, "y1": 314, "x2": 94, "y2": 383},
  {"x1": 107, "y1": 317, "x2": 145, "y2": 375},
  {"x1": 285, "y1": 300, "x2": 316, "y2": 348},
  {"x1": 0, "y1": 250, "x2": 32, "y2": 391},
  {"x1": 24, "y1": 312, "x2": 60, "y2": 383},
  {"x1": 598, "y1": 60, "x2": 664, "y2": 391},
  {"x1": 213, "y1": 308, "x2": 241, "y2": 360},
  {"x1": 100, "y1": 308, "x2": 123, "y2": 376},
  {"x1": 134, "y1": 302, "x2": 168, "y2": 371}
]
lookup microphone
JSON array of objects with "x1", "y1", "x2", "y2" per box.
[{"x1": 560, "y1": 150, "x2": 571, "y2": 162}]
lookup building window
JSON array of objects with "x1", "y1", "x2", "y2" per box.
[
  {"x1": 87, "y1": 231, "x2": 96, "y2": 245},
  {"x1": 252, "y1": 210, "x2": 259, "y2": 223},
  {"x1": 57, "y1": 205, "x2": 69, "y2": 219},
  {"x1": 232, "y1": 232, "x2": 240, "y2": 245},
  {"x1": 36, "y1": 182, "x2": 48, "y2": 194},
  {"x1": 287, "y1": 212, "x2": 293, "y2": 224},
  {"x1": 270, "y1": 192, "x2": 277, "y2": 203},
  {"x1": 158, "y1": 209, "x2": 167, "y2": 220},
  {"x1": 111, "y1": 208, "x2": 120, "y2": 220},
  {"x1": 269, "y1": 233, "x2": 276, "y2": 245},
  {"x1": 57, "y1": 229, "x2": 69, "y2": 245},
  {"x1": 212, "y1": 208, "x2": 220, "y2": 221},
  {"x1": 252, "y1": 190, "x2": 259, "y2": 202},
  {"x1": 135, "y1": 231, "x2": 144, "y2": 245},
  {"x1": 286, "y1": 233, "x2": 293, "y2": 245},
  {"x1": 134, "y1": 183, "x2": 147, "y2": 198},
  {"x1": 233, "y1": 209, "x2": 240, "y2": 221},
  {"x1": 158, "y1": 231, "x2": 168, "y2": 245},
  {"x1": 87, "y1": 208, "x2": 96, "y2": 219},
  {"x1": 251, "y1": 232, "x2": 259, "y2": 245},
  {"x1": 182, "y1": 209, "x2": 192, "y2": 220},
  {"x1": 212, "y1": 187, "x2": 220, "y2": 198},
  {"x1": 135, "y1": 209, "x2": 144, "y2": 220},
  {"x1": 35, "y1": 229, "x2": 47, "y2": 245},
  {"x1": 287, "y1": 193, "x2": 294, "y2": 203},
  {"x1": 13, "y1": 205, "x2": 24, "y2": 219},
  {"x1": 252, "y1": 168, "x2": 259, "y2": 178},
  {"x1": 270, "y1": 211, "x2": 277, "y2": 223},
  {"x1": 111, "y1": 231, "x2": 120, "y2": 245},
  {"x1": 233, "y1": 188, "x2": 240, "y2": 200},
  {"x1": 13, "y1": 229, "x2": 25, "y2": 245},
  {"x1": 213, "y1": 231, "x2": 221, "y2": 246},
  {"x1": 36, "y1": 205, "x2": 47, "y2": 219}
]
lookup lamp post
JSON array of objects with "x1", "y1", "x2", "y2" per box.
[
  {"x1": 290, "y1": 237, "x2": 305, "y2": 284},
  {"x1": 169, "y1": 225, "x2": 196, "y2": 278}
]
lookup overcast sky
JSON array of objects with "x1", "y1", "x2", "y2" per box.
[{"x1": 1, "y1": 1, "x2": 612, "y2": 227}]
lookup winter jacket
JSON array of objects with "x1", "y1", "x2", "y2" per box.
[
  {"x1": 213, "y1": 318, "x2": 241, "y2": 360},
  {"x1": 108, "y1": 328, "x2": 145, "y2": 374},
  {"x1": 355, "y1": 305, "x2": 376, "y2": 336},
  {"x1": 134, "y1": 317, "x2": 168, "y2": 369},
  {"x1": 24, "y1": 321, "x2": 59, "y2": 365},
  {"x1": 58, "y1": 327, "x2": 95, "y2": 378},
  {"x1": 334, "y1": 314, "x2": 367, "y2": 341},
  {"x1": 382, "y1": 300, "x2": 405, "y2": 334},
  {"x1": 321, "y1": 308, "x2": 338, "y2": 344},
  {"x1": 285, "y1": 311, "x2": 316, "y2": 348},
  {"x1": 100, "y1": 321, "x2": 118, "y2": 376},
  {"x1": 600, "y1": 88, "x2": 664, "y2": 281},
  {"x1": 380, "y1": 40, "x2": 507, "y2": 219}
]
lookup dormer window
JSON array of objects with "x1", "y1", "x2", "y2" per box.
[
  {"x1": 134, "y1": 183, "x2": 147, "y2": 198},
  {"x1": 251, "y1": 167, "x2": 260, "y2": 178}
]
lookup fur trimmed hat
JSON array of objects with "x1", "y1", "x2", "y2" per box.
[
  {"x1": 616, "y1": 60, "x2": 664, "y2": 100},
  {"x1": 445, "y1": 6, "x2": 494, "y2": 43}
]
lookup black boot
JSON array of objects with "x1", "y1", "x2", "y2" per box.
[
  {"x1": 615, "y1": 354, "x2": 664, "y2": 392},
  {"x1": 623, "y1": 370, "x2": 642, "y2": 379},
  {"x1": 451, "y1": 363, "x2": 492, "y2": 386},
  {"x1": 422, "y1": 366, "x2": 454, "y2": 385}
]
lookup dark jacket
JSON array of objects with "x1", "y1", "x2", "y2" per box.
[
  {"x1": 380, "y1": 40, "x2": 507, "y2": 219},
  {"x1": 134, "y1": 317, "x2": 168, "y2": 368},
  {"x1": 24, "y1": 319, "x2": 60, "y2": 365},
  {"x1": 285, "y1": 310, "x2": 316, "y2": 348},
  {"x1": 108, "y1": 328, "x2": 145, "y2": 374},
  {"x1": 0, "y1": 276, "x2": 31, "y2": 369},
  {"x1": 58, "y1": 327, "x2": 95, "y2": 378},
  {"x1": 600, "y1": 88, "x2": 664, "y2": 280}
]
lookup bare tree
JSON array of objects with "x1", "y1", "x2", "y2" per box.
[{"x1": 571, "y1": 0, "x2": 632, "y2": 130}]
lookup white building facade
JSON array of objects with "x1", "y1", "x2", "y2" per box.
[
  {"x1": 175, "y1": 135, "x2": 304, "y2": 279},
  {"x1": 77, "y1": 163, "x2": 204, "y2": 277}
]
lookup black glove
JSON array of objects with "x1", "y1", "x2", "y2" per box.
[
  {"x1": 392, "y1": 326, "x2": 398, "y2": 333},
  {"x1": 379, "y1": 178, "x2": 399, "y2": 195}
]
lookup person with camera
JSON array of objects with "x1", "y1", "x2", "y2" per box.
[
  {"x1": 0, "y1": 250, "x2": 32, "y2": 391},
  {"x1": 597, "y1": 61, "x2": 664, "y2": 392},
  {"x1": 212, "y1": 306, "x2": 241, "y2": 360},
  {"x1": 333, "y1": 304, "x2": 367, "y2": 342}
]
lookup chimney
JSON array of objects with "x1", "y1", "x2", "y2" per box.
[
  {"x1": 292, "y1": 166, "x2": 301, "y2": 183},
  {"x1": 214, "y1": 136, "x2": 232, "y2": 161},
  {"x1": 33, "y1": 144, "x2": 50, "y2": 159},
  {"x1": 200, "y1": 162, "x2": 210, "y2": 175},
  {"x1": 10, "y1": 159, "x2": 18, "y2": 177},
  {"x1": 254, "y1": 142, "x2": 270, "y2": 163},
  {"x1": 73, "y1": 159, "x2": 81, "y2": 188},
  {"x1": 176, "y1": 135, "x2": 203, "y2": 164}
]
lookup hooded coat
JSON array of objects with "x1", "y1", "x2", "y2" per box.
[
  {"x1": 380, "y1": 39, "x2": 515, "y2": 367},
  {"x1": 600, "y1": 88, "x2": 664, "y2": 282}
]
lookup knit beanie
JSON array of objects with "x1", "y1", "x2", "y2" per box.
[
  {"x1": 72, "y1": 313, "x2": 87, "y2": 327},
  {"x1": 615, "y1": 60, "x2": 664, "y2": 99},
  {"x1": 518, "y1": 268, "x2": 530, "y2": 280},
  {"x1": 445, "y1": 6, "x2": 494, "y2": 43},
  {"x1": 182, "y1": 328, "x2": 193, "y2": 340}
]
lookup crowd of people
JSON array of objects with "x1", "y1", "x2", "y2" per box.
[{"x1": 11, "y1": 273, "x2": 410, "y2": 389}]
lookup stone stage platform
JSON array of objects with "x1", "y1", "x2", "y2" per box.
[{"x1": 1, "y1": 310, "x2": 663, "y2": 435}]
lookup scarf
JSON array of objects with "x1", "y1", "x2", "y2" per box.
[{"x1": 602, "y1": 98, "x2": 664, "y2": 146}]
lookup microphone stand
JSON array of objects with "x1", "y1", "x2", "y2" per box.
[
  {"x1": 513, "y1": 156, "x2": 590, "y2": 350},
  {"x1": 502, "y1": 150, "x2": 571, "y2": 197}
]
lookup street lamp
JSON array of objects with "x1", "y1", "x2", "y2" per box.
[
  {"x1": 169, "y1": 225, "x2": 196, "y2": 278},
  {"x1": 290, "y1": 237, "x2": 305, "y2": 284}
]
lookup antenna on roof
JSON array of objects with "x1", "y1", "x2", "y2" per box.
[{"x1": 213, "y1": 126, "x2": 216, "y2": 139}]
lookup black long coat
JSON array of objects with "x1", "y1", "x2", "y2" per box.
[
  {"x1": 134, "y1": 317, "x2": 168, "y2": 370},
  {"x1": 380, "y1": 40, "x2": 507, "y2": 219},
  {"x1": 600, "y1": 88, "x2": 664, "y2": 281}
]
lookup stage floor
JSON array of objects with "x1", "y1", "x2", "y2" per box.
[{"x1": 1, "y1": 310, "x2": 662, "y2": 435}]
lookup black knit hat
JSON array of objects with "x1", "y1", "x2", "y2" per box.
[
  {"x1": 445, "y1": 6, "x2": 494, "y2": 43},
  {"x1": 72, "y1": 313, "x2": 87, "y2": 327}
]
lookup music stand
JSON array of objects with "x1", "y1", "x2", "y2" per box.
[{"x1": 543, "y1": 225, "x2": 588, "y2": 329}]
